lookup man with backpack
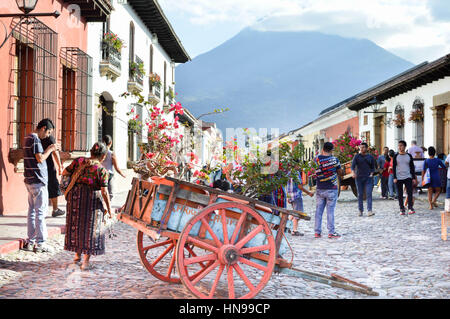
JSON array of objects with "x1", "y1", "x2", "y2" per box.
[{"x1": 393, "y1": 140, "x2": 417, "y2": 215}]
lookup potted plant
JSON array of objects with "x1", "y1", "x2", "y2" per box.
[
  {"x1": 408, "y1": 109, "x2": 424, "y2": 122},
  {"x1": 129, "y1": 61, "x2": 145, "y2": 77},
  {"x1": 149, "y1": 73, "x2": 162, "y2": 88},
  {"x1": 393, "y1": 113, "x2": 405, "y2": 127},
  {"x1": 165, "y1": 87, "x2": 175, "y2": 100},
  {"x1": 103, "y1": 32, "x2": 125, "y2": 52}
]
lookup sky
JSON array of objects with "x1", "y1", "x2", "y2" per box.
[{"x1": 158, "y1": 0, "x2": 450, "y2": 64}]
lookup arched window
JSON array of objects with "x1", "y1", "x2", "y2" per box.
[
  {"x1": 411, "y1": 97, "x2": 424, "y2": 147},
  {"x1": 129, "y1": 21, "x2": 135, "y2": 64},
  {"x1": 394, "y1": 103, "x2": 405, "y2": 149}
]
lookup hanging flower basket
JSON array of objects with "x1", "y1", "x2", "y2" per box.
[
  {"x1": 103, "y1": 32, "x2": 125, "y2": 52},
  {"x1": 149, "y1": 73, "x2": 162, "y2": 88},
  {"x1": 408, "y1": 109, "x2": 424, "y2": 122},
  {"x1": 393, "y1": 113, "x2": 405, "y2": 128}
]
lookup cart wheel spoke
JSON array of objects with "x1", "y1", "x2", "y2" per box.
[
  {"x1": 192, "y1": 260, "x2": 219, "y2": 285},
  {"x1": 200, "y1": 217, "x2": 223, "y2": 247},
  {"x1": 142, "y1": 239, "x2": 172, "y2": 252},
  {"x1": 233, "y1": 263, "x2": 255, "y2": 291},
  {"x1": 185, "y1": 245, "x2": 207, "y2": 269},
  {"x1": 166, "y1": 248, "x2": 177, "y2": 278},
  {"x1": 235, "y1": 225, "x2": 263, "y2": 250},
  {"x1": 208, "y1": 264, "x2": 225, "y2": 298},
  {"x1": 238, "y1": 257, "x2": 268, "y2": 272},
  {"x1": 184, "y1": 253, "x2": 217, "y2": 266},
  {"x1": 220, "y1": 209, "x2": 229, "y2": 245},
  {"x1": 239, "y1": 244, "x2": 271, "y2": 255},
  {"x1": 230, "y1": 211, "x2": 247, "y2": 244},
  {"x1": 227, "y1": 265, "x2": 235, "y2": 299},
  {"x1": 187, "y1": 236, "x2": 219, "y2": 253},
  {"x1": 151, "y1": 243, "x2": 174, "y2": 268}
]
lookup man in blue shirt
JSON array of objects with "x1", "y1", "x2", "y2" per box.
[
  {"x1": 286, "y1": 171, "x2": 314, "y2": 236},
  {"x1": 351, "y1": 142, "x2": 376, "y2": 217},
  {"x1": 314, "y1": 142, "x2": 343, "y2": 239},
  {"x1": 23, "y1": 119, "x2": 58, "y2": 253}
]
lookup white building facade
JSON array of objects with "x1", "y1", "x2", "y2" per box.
[
  {"x1": 348, "y1": 54, "x2": 450, "y2": 154},
  {"x1": 87, "y1": 0, "x2": 190, "y2": 171}
]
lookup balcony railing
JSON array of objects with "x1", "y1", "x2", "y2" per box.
[{"x1": 100, "y1": 40, "x2": 122, "y2": 81}]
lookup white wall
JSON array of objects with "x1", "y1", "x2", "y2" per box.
[{"x1": 87, "y1": 1, "x2": 176, "y2": 169}]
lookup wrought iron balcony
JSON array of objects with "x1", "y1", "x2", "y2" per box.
[
  {"x1": 128, "y1": 56, "x2": 144, "y2": 93},
  {"x1": 99, "y1": 41, "x2": 122, "y2": 81}
]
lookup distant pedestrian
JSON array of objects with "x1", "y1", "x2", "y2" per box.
[
  {"x1": 22, "y1": 118, "x2": 58, "y2": 253},
  {"x1": 437, "y1": 153, "x2": 447, "y2": 193},
  {"x1": 41, "y1": 134, "x2": 65, "y2": 218},
  {"x1": 377, "y1": 147, "x2": 390, "y2": 199},
  {"x1": 62, "y1": 142, "x2": 112, "y2": 270},
  {"x1": 422, "y1": 147, "x2": 446, "y2": 209},
  {"x1": 407, "y1": 140, "x2": 424, "y2": 159},
  {"x1": 393, "y1": 140, "x2": 417, "y2": 215},
  {"x1": 351, "y1": 142, "x2": 376, "y2": 217},
  {"x1": 101, "y1": 135, "x2": 126, "y2": 200},
  {"x1": 313, "y1": 142, "x2": 343, "y2": 239},
  {"x1": 386, "y1": 150, "x2": 397, "y2": 199},
  {"x1": 286, "y1": 171, "x2": 314, "y2": 236}
]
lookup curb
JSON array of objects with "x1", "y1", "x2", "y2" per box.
[{"x1": 0, "y1": 225, "x2": 66, "y2": 255}]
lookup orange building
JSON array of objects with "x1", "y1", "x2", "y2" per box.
[{"x1": 0, "y1": 0, "x2": 112, "y2": 215}]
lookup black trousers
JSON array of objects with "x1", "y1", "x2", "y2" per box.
[
  {"x1": 396, "y1": 178, "x2": 413, "y2": 211},
  {"x1": 381, "y1": 176, "x2": 389, "y2": 198}
]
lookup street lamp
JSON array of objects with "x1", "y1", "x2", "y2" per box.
[
  {"x1": 0, "y1": 0, "x2": 60, "y2": 49},
  {"x1": 16, "y1": 0, "x2": 38, "y2": 14},
  {"x1": 363, "y1": 96, "x2": 391, "y2": 114}
]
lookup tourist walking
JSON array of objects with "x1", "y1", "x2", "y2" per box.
[
  {"x1": 286, "y1": 171, "x2": 314, "y2": 236},
  {"x1": 313, "y1": 142, "x2": 343, "y2": 238},
  {"x1": 22, "y1": 119, "x2": 58, "y2": 253},
  {"x1": 101, "y1": 135, "x2": 126, "y2": 200},
  {"x1": 422, "y1": 147, "x2": 446, "y2": 209},
  {"x1": 386, "y1": 150, "x2": 397, "y2": 199},
  {"x1": 41, "y1": 134, "x2": 65, "y2": 217},
  {"x1": 407, "y1": 140, "x2": 424, "y2": 159},
  {"x1": 377, "y1": 147, "x2": 390, "y2": 199},
  {"x1": 351, "y1": 142, "x2": 376, "y2": 217},
  {"x1": 62, "y1": 142, "x2": 112, "y2": 270},
  {"x1": 393, "y1": 140, "x2": 417, "y2": 215}
]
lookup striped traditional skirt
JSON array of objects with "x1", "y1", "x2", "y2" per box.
[{"x1": 64, "y1": 184, "x2": 106, "y2": 256}]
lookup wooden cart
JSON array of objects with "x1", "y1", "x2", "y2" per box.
[{"x1": 118, "y1": 176, "x2": 378, "y2": 299}]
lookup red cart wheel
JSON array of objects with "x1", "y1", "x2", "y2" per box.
[
  {"x1": 176, "y1": 202, "x2": 276, "y2": 299},
  {"x1": 137, "y1": 231, "x2": 214, "y2": 283}
]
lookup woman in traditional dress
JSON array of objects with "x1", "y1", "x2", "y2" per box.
[
  {"x1": 62, "y1": 142, "x2": 112, "y2": 270},
  {"x1": 422, "y1": 146, "x2": 446, "y2": 209}
]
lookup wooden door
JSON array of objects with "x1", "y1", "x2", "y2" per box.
[{"x1": 379, "y1": 115, "x2": 386, "y2": 150}]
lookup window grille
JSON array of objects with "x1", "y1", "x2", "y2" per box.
[
  {"x1": 60, "y1": 47, "x2": 93, "y2": 152},
  {"x1": 11, "y1": 17, "x2": 57, "y2": 148}
]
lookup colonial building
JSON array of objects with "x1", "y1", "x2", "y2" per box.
[
  {"x1": 347, "y1": 54, "x2": 450, "y2": 154},
  {"x1": 1, "y1": 0, "x2": 112, "y2": 215},
  {"x1": 294, "y1": 99, "x2": 359, "y2": 159},
  {"x1": 88, "y1": 0, "x2": 190, "y2": 173}
]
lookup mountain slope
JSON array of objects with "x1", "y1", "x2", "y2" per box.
[{"x1": 175, "y1": 28, "x2": 414, "y2": 134}]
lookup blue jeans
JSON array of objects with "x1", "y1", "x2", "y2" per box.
[
  {"x1": 290, "y1": 197, "x2": 304, "y2": 213},
  {"x1": 388, "y1": 174, "x2": 396, "y2": 197},
  {"x1": 314, "y1": 189, "x2": 338, "y2": 235},
  {"x1": 446, "y1": 179, "x2": 450, "y2": 198},
  {"x1": 26, "y1": 183, "x2": 48, "y2": 245},
  {"x1": 356, "y1": 176, "x2": 373, "y2": 212}
]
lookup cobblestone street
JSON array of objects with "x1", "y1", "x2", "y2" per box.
[{"x1": 0, "y1": 189, "x2": 449, "y2": 299}]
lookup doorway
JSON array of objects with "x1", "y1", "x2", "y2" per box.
[
  {"x1": 99, "y1": 92, "x2": 114, "y2": 148},
  {"x1": 374, "y1": 115, "x2": 386, "y2": 152}
]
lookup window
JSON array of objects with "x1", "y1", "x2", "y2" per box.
[
  {"x1": 361, "y1": 131, "x2": 370, "y2": 143},
  {"x1": 149, "y1": 44, "x2": 153, "y2": 90},
  {"x1": 12, "y1": 18, "x2": 57, "y2": 148},
  {"x1": 363, "y1": 115, "x2": 368, "y2": 125},
  {"x1": 164, "y1": 61, "x2": 167, "y2": 104},
  {"x1": 60, "y1": 47, "x2": 93, "y2": 152},
  {"x1": 412, "y1": 98, "x2": 424, "y2": 147},
  {"x1": 129, "y1": 22, "x2": 135, "y2": 80}
]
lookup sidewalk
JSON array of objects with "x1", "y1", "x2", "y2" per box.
[{"x1": 0, "y1": 170, "x2": 136, "y2": 255}]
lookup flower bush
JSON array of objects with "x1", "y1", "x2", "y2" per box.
[
  {"x1": 129, "y1": 61, "x2": 145, "y2": 77},
  {"x1": 332, "y1": 131, "x2": 361, "y2": 164},
  {"x1": 103, "y1": 32, "x2": 125, "y2": 52},
  {"x1": 408, "y1": 109, "x2": 424, "y2": 122}
]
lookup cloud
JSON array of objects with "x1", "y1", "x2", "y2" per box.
[{"x1": 159, "y1": 0, "x2": 450, "y2": 63}]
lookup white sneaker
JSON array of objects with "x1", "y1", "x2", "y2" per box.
[
  {"x1": 34, "y1": 243, "x2": 53, "y2": 253},
  {"x1": 22, "y1": 242, "x2": 35, "y2": 252},
  {"x1": 368, "y1": 211, "x2": 375, "y2": 217}
]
